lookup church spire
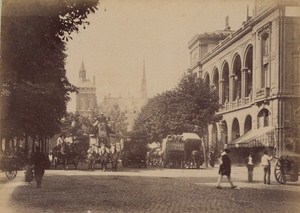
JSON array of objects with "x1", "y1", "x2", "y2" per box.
[
  {"x1": 79, "y1": 61, "x2": 86, "y2": 82},
  {"x1": 141, "y1": 60, "x2": 147, "y2": 99}
]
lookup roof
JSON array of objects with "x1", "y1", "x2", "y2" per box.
[{"x1": 181, "y1": 133, "x2": 201, "y2": 140}]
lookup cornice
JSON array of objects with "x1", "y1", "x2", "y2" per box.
[{"x1": 200, "y1": 4, "x2": 280, "y2": 65}]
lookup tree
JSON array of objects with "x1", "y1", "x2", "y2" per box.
[
  {"x1": 133, "y1": 71, "x2": 221, "y2": 142},
  {"x1": 0, "y1": 0, "x2": 99, "y2": 150}
]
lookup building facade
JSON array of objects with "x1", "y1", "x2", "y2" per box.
[
  {"x1": 99, "y1": 62, "x2": 148, "y2": 132},
  {"x1": 75, "y1": 62, "x2": 98, "y2": 117},
  {"x1": 188, "y1": 0, "x2": 300, "y2": 160}
]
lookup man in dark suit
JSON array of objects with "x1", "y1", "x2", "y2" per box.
[{"x1": 31, "y1": 146, "x2": 47, "y2": 188}]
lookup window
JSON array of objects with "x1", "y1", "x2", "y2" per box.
[
  {"x1": 262, "y1": 33, "x2": 269, "y2": 56},
  {"x1": 261, "y1": 64, "x2": 268, "y2": 88}
]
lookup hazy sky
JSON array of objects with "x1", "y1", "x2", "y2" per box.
[{"x1": 66, "y1": 0, "x2": 254, "y2": 111}]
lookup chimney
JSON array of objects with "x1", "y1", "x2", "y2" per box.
[{"x1": 225, "y1": 16, "x2": 231, "y2": 30}]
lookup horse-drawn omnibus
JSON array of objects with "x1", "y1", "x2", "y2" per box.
[{"x1": 160, "y1": 133, "x2": 204, "y2": 169}]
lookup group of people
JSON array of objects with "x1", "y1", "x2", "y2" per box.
[
  {"x1": 216, "y1": 149, "x2": 274, "y2": 189},
  {"x1": 56, "y1": 134, "x2": 74, "y2": 146}
]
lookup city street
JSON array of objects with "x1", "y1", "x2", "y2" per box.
[{"x1": 0, "y1": 165, "x2": 299, "y2": 213}]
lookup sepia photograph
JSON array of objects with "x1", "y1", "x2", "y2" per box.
[{"x1": 0, "y1": 0, "x2": 300, "y2": 212}]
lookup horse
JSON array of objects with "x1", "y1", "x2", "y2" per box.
[
  {"x1": 147, "y1": 147, "x2": 163, "y2": 167},
  {"x1": 52, "y1": 142, "x2": 79, "y2": 170},
  {"x1": 86, "y1": 145, "x2": 98, "y2": 171},
  {"x1": 190, "y1": 150, "x2": 201, "y2": 169},
  {"x1": 97, "y1": 144, "x2": 109, "y2": 171},
  {"x1": 109, "y1": 145, "x2": 119, "y2": 171}
]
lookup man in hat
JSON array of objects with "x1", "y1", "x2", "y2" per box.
[
  {"x1": 216, "y1": 148, "x2": 237, "y2": 189},
  {"x1": 31, "y1": 146, "x2": 47, "y2": 188}
]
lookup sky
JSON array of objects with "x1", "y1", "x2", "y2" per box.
[{"x1": 66, "y1": 0, "x2": 254, "y2": 112}]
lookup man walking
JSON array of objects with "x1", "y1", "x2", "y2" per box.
[
  {"x1": 31, "y1": 146, "x2": 47, "y2": 188},
  {"x1": 216, "y1": 149, "x2": 237, "y2": 189},
  {"x1": 261, "y1": 150, "x2": 273, "y2": 184}
]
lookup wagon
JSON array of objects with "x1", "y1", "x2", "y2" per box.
[
  {"x1": 0, "y1": 155, "x2": 19, "y2": 180},
  {"x1": 121, "y1": 136, "x2": 147, "y2": 168},
  {"x1": 162, "y1": 133, "x2": 204, "y2": 169},
  {"x1": 274, "y1": 155, "x2": 300, "y2": 184}
]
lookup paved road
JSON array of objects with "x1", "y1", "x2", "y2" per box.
[{"x1": 0, "y1": 165, "x2": 299, "y2": 213}]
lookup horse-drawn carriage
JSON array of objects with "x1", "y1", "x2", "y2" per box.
[
  {"x1": 0, "y1": 149, "x2": 27, "y2": 180},
  {"x1": 51, "y1": 141, "x2": 86, "y2": 170},
  {"x1": 160, "y1": 133, "x2": 204, "y2": 169},
  {"x1": 121, "y1": 135, "x2": 147, "y2": 168},
  {"x1": 274, "y1": 154, "x2": 300, "y2": 184}
]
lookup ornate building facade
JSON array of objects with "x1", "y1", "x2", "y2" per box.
[
  {"x1": 188, "y1": 0, "x2": 300, "y2": 160},
  {"x1": 75, "y1": 62, "x2": 98, "y2": 117}
]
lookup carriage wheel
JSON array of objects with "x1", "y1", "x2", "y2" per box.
[
  {"x1": 274, "y1": 159, "x2": 287, "y2": 184},
  {"x1": 5, "y1": 170, "x2": 17, "y2": 180}
]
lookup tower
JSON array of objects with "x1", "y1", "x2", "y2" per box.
[
  {"x1": 75, "y1": 61, "x2": 97, "y2": 117},
  {"x1": 141, "y1": 60, "x2": 147, "y2": 99}
]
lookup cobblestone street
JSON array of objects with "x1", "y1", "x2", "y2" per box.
[{"x1": 0, "y1": 166, "x2": 300, "y2": 213}]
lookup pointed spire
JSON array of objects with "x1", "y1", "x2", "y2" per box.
[
  {"x1": 141, "y1": 60, "x2": 147, "y2": 99},
  {"x1": 79, "y1": 61, "x2": 86, "y2": 82},
  {"x1": 80, "y1": 61, "x2": 85, "y2": 71}
]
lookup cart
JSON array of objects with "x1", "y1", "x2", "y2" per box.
[
  {"x1": 274, "y1": 155, "x2": 300, "y2": 184},
  {"x1": 0, "y1": 155, "x2": 19, "y2": 180}
]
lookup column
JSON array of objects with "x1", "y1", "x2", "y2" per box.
[
  {"x1": 219, "y1": 79, "x2": 224, "y2": 104},
  {"x1": 241, "y1": 67, "x2": 248, "y2": 98},
  {"x1": 229, "y1": 74, "x2": 235, "y2": 102}
]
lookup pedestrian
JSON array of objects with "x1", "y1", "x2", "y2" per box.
[
  {"x1": 31, "y1": 146, "x2": 47, "y2": 188},
  {"x1": 261, "y1": 150, "x2": 273, "y2": 184},
  {"x1": 216, "y1": 148, "x2": 237, "y2": 189},
  {"x1": 245, "y1": 153, "x2": 254, "y2": 182},
  {"x1": 57, "y1": 134, "x2": 64, "y2": 146}
]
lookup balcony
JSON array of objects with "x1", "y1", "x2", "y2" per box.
[
  {"x1": 256, "y1": 87, "x2": 270, "y2": 99},
  {"x1": 219, "y1": 96, "x2": 252, "y2": 113}
]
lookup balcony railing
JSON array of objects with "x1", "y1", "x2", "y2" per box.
[
  {"x1": 220, "y1": 96, "x2": 252, "y2": 112},
  {"x1": 256, "y1": 87, "x2": 270, "y2": 99}
]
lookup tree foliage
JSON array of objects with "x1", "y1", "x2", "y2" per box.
[
  {"x1": 106, "y1": 105, "x2": 129, "y2": 137},
  {"x1": 133, "y1": 71, "x2": 221, "y2": 142},
  {"x1": 0, "y1": 0, "x2": 99, "y2": 140}
]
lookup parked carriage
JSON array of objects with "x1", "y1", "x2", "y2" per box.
[
  {"x1": 274, "y1": 154, "x2": 300, "y2": 184},
  {"x1": 0, "y1": 155, "x2": 19, "y2": 180},
  {"x1": 121, "y1": 135, "x2": 148, "y2": 168},
  {"x1": 161, "y1": 133, "x2": 204, "y2": 169}
]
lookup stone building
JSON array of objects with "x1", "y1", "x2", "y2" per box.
[
  {"x1": 75, "y1": 62, "x2": 98, "y2": 117},
  {"x1": 99, "y1": 62, "x2": 148, "y2": 132},
  {"x1": 188, "y1": 0, "x2": 300, "y2": 161}
]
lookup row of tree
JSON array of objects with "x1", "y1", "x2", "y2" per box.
[
  {"x1": 0, "y1": 0, "x2": 99, "y2": 151},
  {"x1": 132, "y1": 71, "x2": 221, "y2": 142}
]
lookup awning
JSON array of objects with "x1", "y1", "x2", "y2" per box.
[{"x1": 230, "y1": 126, "x2": 276, "y2": 148}]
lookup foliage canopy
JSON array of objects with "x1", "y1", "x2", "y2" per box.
[
  {"x1": 133, "y1": 71, "x2": 221, "y2": 142},
  {"x1": 0, "y1": 0, "x2": 99, "y2": 140}
]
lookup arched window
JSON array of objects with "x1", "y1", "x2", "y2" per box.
[
  {"x1": 257, "y1": 109, "x2": 270, "y2": 128},
  {"x1": 212, "y1": 68, "x2": 219, "y2": 100},
  {"x1": 244, "y1": 115, "x2": 252, "y2": 134},
  {"x1": 245, "y1": 46, "x2": 253, "y2": 97},
  {"x1": 232, "y1": 55, "x2": 242, "y2": 100},
  {"x1": 232, "y1": 118, "x2": 240, "y2": 140},
  {"x1": 222, "y1": 62, "x2": 229, "y2": 104}
]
